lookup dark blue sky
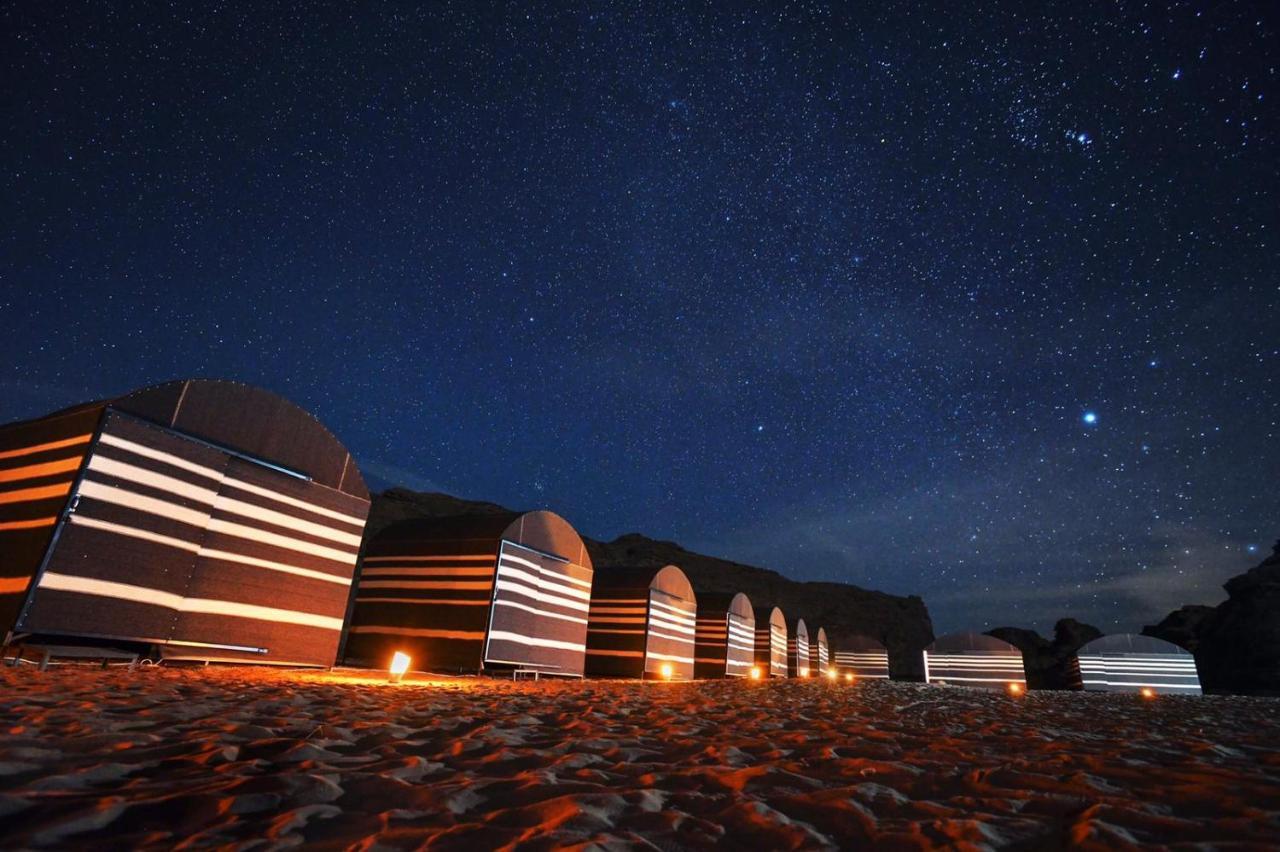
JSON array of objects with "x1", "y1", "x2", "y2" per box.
[{"x1": 3, "y1": 2, "x2": 1276, "y2": 633}]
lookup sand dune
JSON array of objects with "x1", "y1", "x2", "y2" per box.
[{"x1": 1, "y1": 666, "x2": 1277, "y2": 849}]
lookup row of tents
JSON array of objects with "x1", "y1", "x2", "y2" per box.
[{"x1": 0, "y1": 380, "x2": 1202, "y2": 695}]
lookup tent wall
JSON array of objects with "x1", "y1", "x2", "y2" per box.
[
  {"x1": 346, "y1": 511, "x2": 593, "y2": 677},
  {"x1": 0, "y1": 406, "x2": 102, "y2": 636},
  {"x1": 925, "y1": 632, "x2": 1026, "y2": 689},
  {"x1": 13, "y1": 409, "x2": 367, "y2": 665},
  {"x1": 1077, "y1": 634, "x2": 1202, "y2": 695},
  {"x1": 833, "y1": 635, "x2": 891, "y2": 679},
  {"x1": 694, "y1": 592, "x2": 755, "y2": 679},
  {"x1": 585, "y1": 565, "x2": 696, "y2": 679},
  {"x1": 755, "y1": 606, "x2": 788, "y2": 677},
  {"x1": 788, "y1": 618, "x2": 810, "y2": 677},
  {"x1": 809, "y1": 627, "x2": 830, "y2": 676}
]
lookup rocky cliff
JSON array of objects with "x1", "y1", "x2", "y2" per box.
[
  {"x1": 1145, "y1": 541, "x2": 1280, "y2": 695},
  {"x1": 363, "y1": 489, "x2": 935, "y2": 679},
  {"x1": 988, "y1": 619, "x2": 1102, "y2": 690}
]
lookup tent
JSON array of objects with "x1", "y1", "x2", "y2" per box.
[
  {"x1": 693, "y1": 591, "x2": 755, "y2": 678},
  {"x1": 832, "y1": 635, "x2": 891, "y2": 679},
  {"x1": 924, "y1": 631, "x2": 1026, "y2": 690},
  {"x1": 754, "y1": 606, "x2": 788, "y2": 677},
  {"x1": 1075, "y1": 633, "x2": 1202, "y2": 695},
  {"x1": 808, "y1": 626, "x2": 830, "y2": 677},
  {"x1": 0, "y1": 379, "x2": 370, "y2": 666},
  {"x1": 585, "y1": 564, "x2": 697, "y2": 679},
  {"x1": 345, "y1": 511, "x2": 593, "y2": 677},
  {"x1": 788, "y1": 616, "x2": 811, "y2": 677}
]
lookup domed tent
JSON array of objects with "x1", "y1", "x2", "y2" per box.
[
  {"x1": 788, "y1": 616, "x2": 811, "y2": 677},
  {"x1": 833, "y1": 635, "x2": 891, "y2": 680},
  {"x1": 585, "y1": 564, "x2": 697, "y2": 679},
  {"x1": 0, "y1": 379, "x2": 370, "y2": 666},
  {"x1": 1075, "y1": 633, "x2": 1202, "y2": 695},
  {"x1": 345, "y1": 511, "x2": 593, "y2": 677},
  {"x1": 809, "y1": 626, "x2": 830, "y2": 677},
  {"x1": 693, "y1": 591, "x2": 755, "y2": 679},
  {"x1": 754, "y1": 606, "x2": 788, "y2": 677},
  {"x1": 925, "y1": 631, "x2": 1026, "y2": 690}
]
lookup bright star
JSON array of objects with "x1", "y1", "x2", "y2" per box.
[
  {"x1": 1082, "y1": 412, "x2": 1098, "y2": 425},
  {"x1": 755, "y1": 424, "x2": 764, "y2": 433}
]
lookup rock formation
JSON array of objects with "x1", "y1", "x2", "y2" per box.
[{"x1": 988, "y1": 619, "x2": 1102, "y2": 690}]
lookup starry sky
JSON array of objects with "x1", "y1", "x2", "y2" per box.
[{"x1": 3, "y1": 2, "x2": 1276, "y2": 635}]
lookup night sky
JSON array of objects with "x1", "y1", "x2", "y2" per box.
[{"x1": 3, "y1": 3, "x2": 1276, "y2": 634}]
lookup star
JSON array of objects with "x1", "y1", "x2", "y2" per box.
[{"x1": 1082, "y1": 412, "x2": 1098, "y2": 425}]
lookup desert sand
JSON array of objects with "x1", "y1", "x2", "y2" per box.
[{"x1": 1, "y1": 665, "x2": 1277, "y2": 850}]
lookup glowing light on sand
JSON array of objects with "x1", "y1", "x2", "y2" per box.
[
  {"x1": 801, "y1": 667, "x2": 810, "y2": 678},
  {"x1": 389, "y1": 651, "x2": 411, "y2": 683},
  {"x1": 1008, "y1": 682, "x2": 1023, "y2": 696},
  {"x1": 845, "y1": 672, "x2": 855, "y2": 683},
  {"x1": 1140, "y1": 687, "x2": 1156, "y2": 700},
  {"x1": 749, "y1": 666, "x2": 762, "y2": 680},
  {"x1": 660, "y1": 663, "x2": 674, "y2": 680},
  {"x1": 826, "y1": 668, "x2": 838, "y2": 681}
]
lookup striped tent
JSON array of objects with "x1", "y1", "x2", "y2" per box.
[
  {"x1": 754, "y1": 606, "x2": 788, "y2": 677},
  {"x1": 585, "y1": 564, "x2": 697, "y2": 679},
  {"x1": 809, "y1": 626, "x2": 830, "y2": 677},
  {"x1": 0, "y1": 380, "x2": 370, "y2": 666},
  {"x1": 693, "y1": 592, "x2": 755, "y2": 679},
  {"x1": 1075, "y1": 633, "x2": 1202, "y2": 695},
  {"x1": 833, "y1": 634, "x2": 891, "y2": 680},
  {"x1": 787, "y1": 616, "x2": 811, "y2": 678},
  {"x1": 345, "y1": 511, "x2": 593, "y2": 677},
  {"x1": 925, "y1": 631, "x2": 1026, "y2": 690}
]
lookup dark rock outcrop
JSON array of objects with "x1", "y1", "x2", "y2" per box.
[
  {"x1": 1143, "y1": 540, "x2": 1280, "y2": 696},
  {"x1": 360, "y1": 490, "x2": 935, "y2": 680},
  {"x1": 988, "y1": 619, "x2": 1102, "y2": 690},
  {"x1": 1142, "y1": 605, "x2": 1217, "y2": 654}
]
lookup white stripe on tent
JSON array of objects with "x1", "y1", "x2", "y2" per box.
[
  {"x1": 360, "y1": 566, "x2": 494, "y2": 577},
  {"x1": 348, "y1": 625, "x2": 485, "y2": 640},
  {"x1": 37, "y1": 572, "x2": 342, "y2": 630},
  {"x1": 221, "y1": 475, "x2": 366, "y2": 528},
  {"x1": 494, "y1": 596, "x2": 589, "y2": 626},
  {"x1": 67, "y1": 514, "x2": 202, "y2": 553},
  {"x1": 197, "y1": 547, "x2": 351, "y2": 586},
  {"x1": 494, "y1": 577, "x2": 591, "y2": 613},
  {"x1": 86, "y1": 455, "x2": 220, "y2": 506},
  {"x1": 78, "y1": 479, "x2": 212, "y2": 529},
  {"x1": 486, "y1": 629, "x2": 586, "y2": 653},
  {"x1": 97, "y1": 433, "x2": 224, "y2": 482}
]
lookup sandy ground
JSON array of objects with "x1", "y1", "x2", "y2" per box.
[{"x1": 0, "y1": 666, "x2": 1277, "y2": 850}]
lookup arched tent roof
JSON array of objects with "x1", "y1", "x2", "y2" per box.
[
  {"x1": 927, "y1": 631, "x2": 1019, "y2": 654},
  {"x1": 1077, "y1": 634, "x2": 1192, "y2": 656},
  {"x1": 696, "y1": 591, "x2": 754, "y2": 623},
  {"x1": 592, "y1": 564, "x2": 694, "y2": 599},
  {"x1": 839, "y1": 634, "x2": 889, "y2": 653},
  {"x1": 788, "y1": 615, "x2": 809, "y2": 640},
  {"x1": 371, "y1": 510, "x2": 592, "y2": 570},
  {"x1": 114, "y1": 379, "x2": 367, "y2": 499},
  {"x1": 765, "y1": 606, "x2": 786, "y2": 632}
]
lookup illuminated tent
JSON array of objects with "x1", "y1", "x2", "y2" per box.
[
  {"x1": 584, "y1": 564, "x2": 697, "y2": 679},
  {"x1": 0, "y1": 379, "x2": 370, "y2": 666},
  {"x1": 809, "y1": 626, "x2": 831, "y2": 677},
  {"x1": 345, "y1": 511, "x2": 593, "y2": 677},
  {"x1": 787, "y1": 616, "x2": 811, "y2": 677},
  {"x1": 1075, "y1": 633, "x2": 1202, "y2": 695},
  {"x1": 754, "y1": 606, "x2": 788, "y2": 677},
  {"x1": 693, "y1": 591, "x2": 755, "y2": 678},
  {"x1": 833, "y1": 635, "x2": 891, "y2": 680},
  {"x1": 924, "y1": 631, "x2": 1026, "y2": 690}
]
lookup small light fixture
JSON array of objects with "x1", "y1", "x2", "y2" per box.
[
  {"x1": 1008, "y1": 682, "x2": 1023, "y2": 696},
  {"x1": 659, "y1": 662, "x2": 674, "y2": 680},
  {"x1": 845, "y1": 672, "x2": 855, "y2": 683},
  {"x1": 749, "y1": 666, "x2": 762, "y2": 680},
  {"x1": 1140, "y1": 686, "x2": 1156, "y2": 700},
  {"x1": 389, "y1": 651, "x2": 411, "y2": 683}
]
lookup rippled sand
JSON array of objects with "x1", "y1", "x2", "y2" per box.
[{"x1": 1, "y1": 666, "x2": 1277, "y2": 849}]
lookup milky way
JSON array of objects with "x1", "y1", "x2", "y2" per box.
[{"x1": 2, "y1": 3, "x2": 1276, "y2": 633}]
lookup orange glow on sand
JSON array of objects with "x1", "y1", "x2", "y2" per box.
[
  {"x1": 1140, "y1": 687, "x2": 1157, "y2": 700},
  {"x1": 1008, "y1": 682, "x2": 1023, "y2": 696},
  {"x1": 659, "y1": 663, "x2": 674, "y2": 680},
  {"x1": 845, "y1": 672, "x2": 855, "y2": 683},
  {"x1": 749, "y1": 666, "x2": 762, "y2": 680},
  {"x1": 826, "y1": 668, "x2": 838, "y2": 681},
  {"x1": 389, "y1": 651, "x2": 411, "y2": 683}
]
